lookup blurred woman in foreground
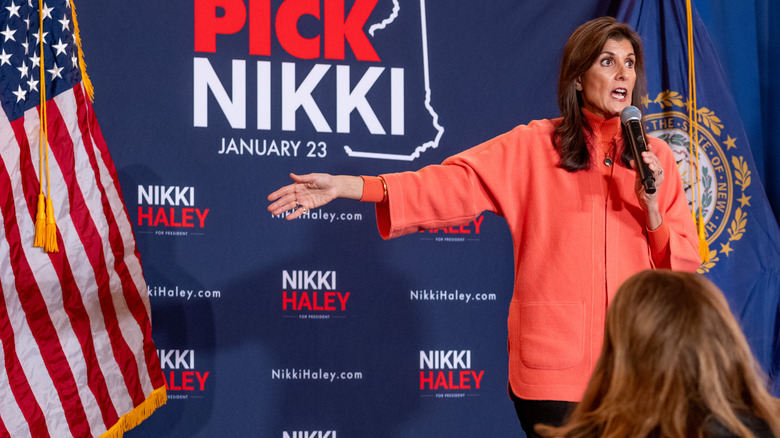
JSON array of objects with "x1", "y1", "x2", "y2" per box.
[{"x1": 537, "y1": 270, "x2": 780, "y2": 438}]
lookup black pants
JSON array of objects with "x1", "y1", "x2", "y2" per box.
[{"x1": 511, "y1": 391, "x2": 575, "y2": 438}]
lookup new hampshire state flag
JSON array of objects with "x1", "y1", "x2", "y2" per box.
[{"x1": 617, "y1": 0, "x2": 780, "y2": 393}]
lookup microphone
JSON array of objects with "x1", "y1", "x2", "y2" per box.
[{"x1": 620, "y1": 106, "x2": 656, "y2": 194}]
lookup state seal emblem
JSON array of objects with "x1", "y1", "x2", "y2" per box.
[{"x1": 642, "y1": 90, "x2": 753, "y2": 272}]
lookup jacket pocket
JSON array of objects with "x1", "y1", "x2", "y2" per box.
[{"x1": 514, "y1": 301, "x2": 585, "y2": 370}]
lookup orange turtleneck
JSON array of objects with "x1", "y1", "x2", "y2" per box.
[{"x1": 582, "y1": 108, "x2": 621, "y2": 194}]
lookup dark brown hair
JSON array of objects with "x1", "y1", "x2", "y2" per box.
[
  {"x1": 554, "y1": 16, "x2": 647, "y2": 171},
  {"x1": 537, "y1": 270, "x2": 780, "y2": 438}
]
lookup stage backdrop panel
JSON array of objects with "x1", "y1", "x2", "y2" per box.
[{"x1": 73, "y1": 1, "x2": 777, "y2": 437}]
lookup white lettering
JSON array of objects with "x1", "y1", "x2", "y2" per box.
[
  {"x1": 281, "y1": 271, "x2": 337, "y2": 290},
  {"x1": 336, "y1": 65, "x2": 384, "y2": 134},
  {"x1": 194, "y1": 59, "x2": 403, "y2": 135},
  {"x1": 138, "y1": 186, "x2": 196, "y2": 206},
  {"x1": 282, "y1": 62, "x2": 332, "y2": 132},
  {"x1": 158, "y1": 349, "x2": 196, "y2": 370},
  {"x1": 193, "y1": 57, "x2": 246, "y2": 129},
  {"x1": 419, "y1": 350, "x2": 472, "y2": 369}
]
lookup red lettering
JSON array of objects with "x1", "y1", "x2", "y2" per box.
[
  {"x1": 276, "y1": 0, "x2": 320, "y2": 59},
  {"x1": 169, "y1": 208, "x2": 182, "y2": 227},
  {"x1": 423, "y1": 216, "x2": 484, "y2": 235},
  {"x1": 472, "y1": 370, "x2": 483, "y2": 389},
  {"x1": 324, "y1": 0, "x2": 379, "y2": 61},
  {"x1": 459, "y1": 370, "x2": 470, "y2": 388},
  {"x1": 298, "y1": 292, "x2": 312, "y2": 310},
  {"x1": 337, "y1": 292, "x2": 349, "y2": 311},
  {"x1": 182, "y1": 371, "x2": 195, "y2": 390},
  {"x1": 165, "y1": 371, "x2": 182, "y2": 391},
  {"x1": 323, "y1": 292, "x2": 335, "y2": 310},
  {"x1": 434, "y1": 371, "x2": 448, "y2": 389},
  {"x1": 194, "y1": 0, "x2": 379, "y2": 60},
  {"x1": 181, "y1": 208, "x2": 195, "y2": 227},
  {"x1": 147, "y1": 208, "x2": 209, "y2": 228},
  {"x1": 282, "y1": 291, "x2": 296, "y2": 310},
  {"x1": 196, "y1": 371, "x2": 210, "y2": 390},
  {"x1": 473, "y1": 215, "x2": 484, "y2": 234},
  {"x1": 154, "y1": 208, "x2": 170, "y2": 227},
  {"x1": 138, "y1": 206, "x2": 153, "y2": 226},
  {"x1": 194, "y1": 0, "x2": 247, "y2": 52},
  {"x1": 419, "y1": 371, "x2": 433, "y2": 390},
  {"x1": 284, "y1": 291, "x2": 349, "y2": 311},
  {"x1": 164, "y1": 371, "x2": 210, "y2": 391},
  {"x1": 311, "y1": 291, "x2": 325, "y2": 310},
  {"x1": 196, "y1": 208, "x2": 210, "y2": 227},
  {"x1": 249, "y1": 0, "x2": 271, "y2": 55},
  {"x1": 419, "y1": 370, "x2": 484, "y2": 390}
]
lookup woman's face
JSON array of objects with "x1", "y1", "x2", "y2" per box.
[{"x1": 576, "y1": 38, "x2": 636, "y2": 119}]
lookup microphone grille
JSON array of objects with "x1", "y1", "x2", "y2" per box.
[{"x1": 620, "y1": 106, "x2": 642, "y2": 124}]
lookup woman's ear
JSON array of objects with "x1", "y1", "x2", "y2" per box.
[{"x1": 575, "y1": 77, "x2": 583, "y2": 91}]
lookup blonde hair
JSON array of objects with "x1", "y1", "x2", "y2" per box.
[{"x1": 538, "y1": 270, "x2": 780, "y2": 437}]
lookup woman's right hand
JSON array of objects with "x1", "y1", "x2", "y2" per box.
[{"x1": 267, "y1": 173, "x2": 363, "y2": 220}]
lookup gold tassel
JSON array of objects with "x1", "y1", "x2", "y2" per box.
[
  {"x1": 99, "y1": 386, "x2": 167, "y2": 438},
  {"x1": 686, "y1": 0, "x2": 707, "y2": 265},
  {"x1": 697, "y1": 218, "x2": 709, "y2": 262},
  {"x1": 44, "y1": 198, "x2": 58, "y2": 253},
  {"x1": 33, "y1": 193, "x2": 46, "y2": 247},
  {"x1": 70, "y1": 0, "x2": 94, "y2": 102}
]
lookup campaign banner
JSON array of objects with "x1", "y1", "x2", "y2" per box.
[{"x1": 68, "y1": 1, "x2": 777, "y2": 437}]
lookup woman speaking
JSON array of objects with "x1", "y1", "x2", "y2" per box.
[{"x1": 268, "y1": 16, "x2": 702, "y2": 436}]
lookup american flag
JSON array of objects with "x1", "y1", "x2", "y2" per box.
[{"x1": 0, "y1": 1, "x2": 166, "y2": 437}]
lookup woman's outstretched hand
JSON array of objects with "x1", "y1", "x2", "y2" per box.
[{"x1": 267, "y1": 173, "x2": 363, "y2": 220}]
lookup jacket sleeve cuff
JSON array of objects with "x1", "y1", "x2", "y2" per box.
[
  {"x1": 647, "y1": 220, "x2": 670, "y2": 260},
  {"x1": 359, "y1": 176, "x2": 387, "y2": 203}
]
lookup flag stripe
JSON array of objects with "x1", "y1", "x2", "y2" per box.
[
  {"x1": 0, "y1": 217, "x2": 44, "y2": 438},
  {"x1": 25, "y1": 101, "x2": 117, "y2": 437},
  {"x1": 54, "y1": 90, "x2": 154, "y2": 408},
  {"x1": 8, "y1": 115, "x2": 91, "y2": 438},
  {"x1": 0, "y1": 121, "x2": 59, "y2": 437},
  {"x1": 45, "y1": 96, "x2": 148, "y2": 412},
  {"x1": 84, "y1": 94, "x2": 152, "y2": 323},
  {"x1": 36, "y1": 88, "x2": 138, "y2": 430},
  {"x1": 18, "y1": 104, "x2": 110, "y2": 437},
  {"x1": 78, "y1": 86, "x2": 165, "y2": 392},
  {"x1": 34, "y1": 90, "x2": 124, "y2": 432},
  {"x1": 57, "y1": 107, "x2": 127, "y2": 431},
  {"x1": 0, "y1": 402, "x2": 11, "y2": 438}
]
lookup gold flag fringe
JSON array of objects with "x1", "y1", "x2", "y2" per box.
[
  {"x1": 70, "y1": 0, "x2": 94, "y2": 102},
  {"x1": 99, "y1": 386, "x2": 167, "y2": 438}
]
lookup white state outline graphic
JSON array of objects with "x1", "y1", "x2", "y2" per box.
[{"x1": 344, "y1": 0, "x2": 444, "y2": 161}]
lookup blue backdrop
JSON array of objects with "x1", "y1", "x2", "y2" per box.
[{"x1": 73, "y1": 1, "x2": 778, "y2": 437}]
